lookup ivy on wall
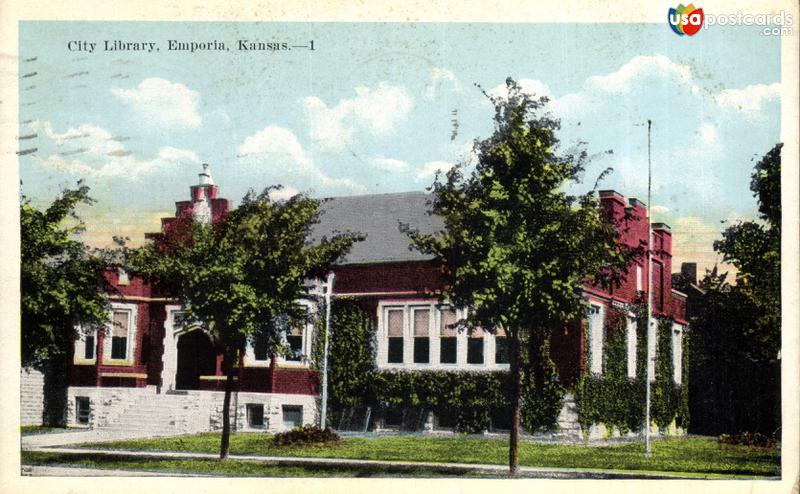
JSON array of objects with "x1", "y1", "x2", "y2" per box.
[
  {"x1": 574, "y1": 303, "x2": 689, "y2": 434},
  {"x1": 314, "y1": 298, "x2": 565, "y2": 434}
]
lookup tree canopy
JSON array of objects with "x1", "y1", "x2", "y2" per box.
[
  {"x1": 407, "y1": 78, "x2": 639, "y2": 473},
  {"x1": 20, "y1": 182, "x2": 110, "y2": 369},
  {"x1": 131, "y1": 187, "x2": 361, "y2": 457}
]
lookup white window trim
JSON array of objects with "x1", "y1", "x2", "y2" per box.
[
  {"x1": 626, "y1": 314, "x2": 637, "y2": 379},
  {"x1": 588, "y1": 302, "x2": 605, "y2": 375},
  {"x1": 102, "y1": 302, "x2": 137, "y2": 365},
  {"x1": 410, "y1": 305, "x2": 434, "y2": 366},
  {"x1": 377, "y1": 301, "x2": 509, "y2": 370},
  {"x1": 636, "y1": 265, "x2": 643, "y2": 292},
  {"x1": 243, "y1": 300, "x2": 315, "y2": 368},
  {"x1": 73, "y1": 326, "x2": 98, "y2": 365},
  {"x1": 647, "y1": 319, "x2": 657, "y2": 382},
  {"x1": 672, "y1": 323, "x2": 683, "y2": 385}
]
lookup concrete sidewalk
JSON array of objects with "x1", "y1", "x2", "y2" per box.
[
  {"x1": 21, "y1": 429, "x2": 186, "y2": 448},
  {"x1": 22, "y1": 445, "x2": 735, "y2": 479}
]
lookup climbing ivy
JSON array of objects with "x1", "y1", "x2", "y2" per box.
[
  {"x1": 316, "y1": 301, "x2": 564, "y2": 434},
  {"x1": 575, "y1": 304, "x2": 689, "y2": 434}
]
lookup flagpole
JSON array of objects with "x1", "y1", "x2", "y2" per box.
[
  {"x1": 320, "y1": 271, "x2": 335, "y2": 429},
  {"x1": 645, "y1": 119, "x2": 653, "y2": 460}
]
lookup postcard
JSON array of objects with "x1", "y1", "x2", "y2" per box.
[{"x1": 1, "y1": 1, "x2": 797, "y2": 493}]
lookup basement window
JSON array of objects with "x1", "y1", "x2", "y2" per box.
[
  {"x1": 282, "y1": 405, "x2": 303, "y2": 429},
  {"x1": 247, "y1": 404, "x2": 265, "y2": 428},
  {"x1": 76, "y1": 396, "x2": 91, "y2": 425}
]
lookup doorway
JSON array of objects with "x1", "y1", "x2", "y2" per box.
[{"x1": 175, "y1": 329, "x2": 217, "y2": 390}]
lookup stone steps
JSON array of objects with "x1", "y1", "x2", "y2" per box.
[{"x1": 98, "y1": 392, "x2": 210, "y2": 435}]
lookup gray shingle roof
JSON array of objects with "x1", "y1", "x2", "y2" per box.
[{"x1": 311, "y1": 191, "x2": 443, "y2": 265}]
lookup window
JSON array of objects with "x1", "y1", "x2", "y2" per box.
[
  {"x1": 253, "y1": 335, "x2": 269, "y2": 361},
  {"x1": 76, "y1": 396, "x2": 90, "y2": 425},
  {"x1": 647, "y1": 320, "x2": 657, "y2": 381},
  {"x1": 439, "y1": 308, "x2": 458, "y2": 364},
  {"x1": 285, "y1": 322, "x2": 304, "y2": 362},
  {"x1": 386, "y1": 309, "x2": 404, "y2": 364},
  {"x1": 467, "y1": 328, "x2": 484, "y2": 364},
  {"x1": 111, "y1": 310, "x2": 131, "y2": 360},
  {"x1": 587, "y1": 304, "x2": 603, "y2": 374},
  {"x1": 74, "y1": 327, "x2": 97, "y2": 363},
  {"x1": 247, "y1": 404, "x2": 265, "y2": 428},
  {"x1": 412, "y1": 308, "x2": 430, "y2": 364},
  {"x1": 626, "y1": 317, "x2": 637, "y2": 378},
  {"x1": 84, "y1": 334, "x2": 95, "y2": 360},
  {"x1": 636, "y1": 265, "x2": 643, "y2": 292},
  {"x1": 672, "y1": 325, "x2": 683, "y2": 384},
  {"x1": 282, "y1": 405, "x2": 303, "y2": 428},
  {"x1": 495, "y1": 327, "x2": 509, "y2": 364}
]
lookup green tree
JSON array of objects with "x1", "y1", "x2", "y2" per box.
[
  {"x1": 406, "y1": 79, "x2": 637, "y2": 474},
  {"x1": 680, "y1": 144, "x2": 782, "y2": 436},
  {"x1": 131, "y1": 187, "x2": 359, "y2": 459},
  {"x1": 20, "y1": 182, "x2": 110, "y2": 426},
  {"x1": 714, "y1": 143, "x2": 781, "y2": 362}
]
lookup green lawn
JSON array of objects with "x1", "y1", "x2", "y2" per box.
[
  {"x1": 78, "y1": 434, "x2": 780, "y2": 477},
  {"x1": 21, "y1": 451, "x2": 478, "y2": 477}
]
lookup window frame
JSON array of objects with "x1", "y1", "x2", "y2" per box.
[
  {"x1": 586, "y1": 302, "x2": 605, "y2": 375},
  {"x1": 73, "y1": 326, "x2": 98, "y2": 365},
  {"x1": 102, "y1": 302, "x2": 137, "y2": 365},
  {"x1": 377, "y1": 301, "x2": 507, "y2": 370},
  {"x1": 626, "y1": 314, "x2": 637, "y2": 378}
]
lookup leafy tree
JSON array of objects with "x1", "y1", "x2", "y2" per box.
[
  {"x1": 406, "y1": 79, "x2": 638, "y2": 474},
  {"x1": 680, "y1": 144, "x2": 782, "y2": 436},
  {"x1": 131, "y1": 188, "x2": 359, "y2": 459},
  {"x1": 714, "y1": 143, "x2": 781, "y2": 362},
  {"x1": 20, "y1": 182, "x2": 110, "y2": 426}
]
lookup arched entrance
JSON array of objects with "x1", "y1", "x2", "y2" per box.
[{"x1": 176, "y1": 329, "x2": 217, "y2": 390}]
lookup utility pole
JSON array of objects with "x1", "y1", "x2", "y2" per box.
[
  {"x1": 320, "y1": 271, "x2": 335, "y2": 429},
  {"x1": 645, "y1": 119, "x2": 653, "y2": 460}
]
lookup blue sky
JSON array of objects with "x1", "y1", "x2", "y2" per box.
[{"x1": 18, "y1": 22, "x2": 781, "y2": 274}]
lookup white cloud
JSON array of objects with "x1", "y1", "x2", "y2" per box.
[
  {"x1": 302, "y1": 83, "x2": 413, "y2": 151},
  {"x1": 39, "y1": 147, "x2": 198, "y2": 180},
  {"x1": 237, "y1": 125, "x2": 364, "y2": 191},
  {"x1": 584, "y1": 55, "x2": 699, "y2": 95},
  {"x1": 31, "y1": 121, "x2": 200, "y2": 181},
  {"x1": 425, "y1": 67, "x2": 460, "y2": 100},
  {"x1": 489, "y1": 78, "x2": 552, "y2": 100},
  {"x1": 371, "y1": 157, "x2": 409, "y2": 172},
  {"x1": 651, "y1": 205, "x2": 670, "y2": 214},
  {"x1": 417, "y1": 160, "x2": 453, "y2": 179},
  {"x1": 713, "y1": 83, "x2": 781, "y2": 113},
  {"x1": 269, "y1": 186, "x2": 300, "y2": 201},
  {"x1": 112, "y1": 78, "x2": 202, "y2": 129}
]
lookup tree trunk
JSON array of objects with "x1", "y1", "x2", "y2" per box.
[
  {"x1": 508, "y1": 330, "x2": 521, "y2": 476},
  {"x1": 42, "y1": 354, "x2": 69, "y2": 427},
  {"x1": 219, "y1": 351, "x2": 235, "y2": 460}
]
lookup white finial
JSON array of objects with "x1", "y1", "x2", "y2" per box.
[{"x1": 199, "y1": 163, "x2": 214, "y2": 185}]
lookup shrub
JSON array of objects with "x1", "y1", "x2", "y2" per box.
[
  {"x1": 273, "y1": 425, "x2": 341, "y2": 447},
  {"x1": 719, "y1": 432, "x2": 777, "y2": 449}
]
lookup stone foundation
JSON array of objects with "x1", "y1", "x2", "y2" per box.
[
  {"x1": 20, "y1": 368, "x2": 45, "y2": 426},
  {"x1": 64, "y1": 386, "x2": 317, "y2": 434}
]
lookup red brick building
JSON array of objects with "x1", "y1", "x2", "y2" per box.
[{"x1": 60, "y1": 167, "x2": 687, "y2": 434}]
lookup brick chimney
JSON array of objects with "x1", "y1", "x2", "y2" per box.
[{"x1": 681, "y1": 262, "x2": 697, "y2": 284}]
